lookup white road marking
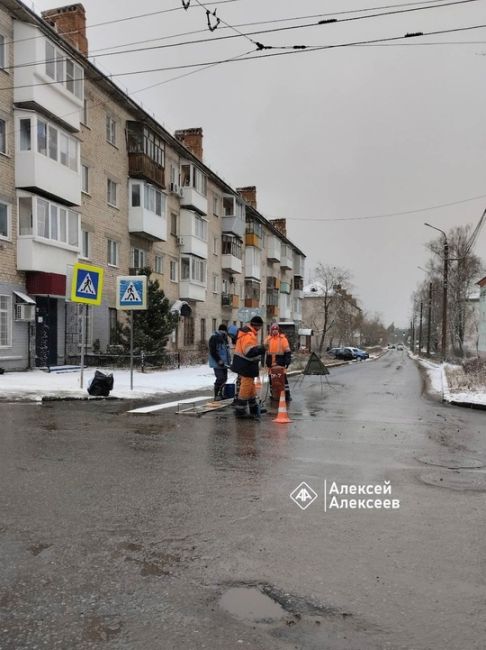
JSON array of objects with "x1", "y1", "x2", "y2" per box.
[{"x1": 128, "y1": 395, "x2": 209, "y2": 414}]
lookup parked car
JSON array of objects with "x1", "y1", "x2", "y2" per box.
[
  {"x1": 397, "y1": 344, "x2": 404, "y2": 351},
  {"x1": 348, "y1": 347, "x2": 369, "y2": 360},
  {"x1": 333, "y1": 347, "x2": 355, "y2": 360}
]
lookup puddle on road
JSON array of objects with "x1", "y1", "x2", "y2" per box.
[
  {"x1": 416, "y1": 452, "x2": 484, "y2": 470},
  {"x1": 219, "y1": 587, "x2": 286, "y2": 623}
]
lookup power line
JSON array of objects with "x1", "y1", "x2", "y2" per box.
[
  {"x1": 284, "y1": 194, "x2": 486, "y2": 222},
  {"x1": 5, "y1": 20, "x2": 486, "y2": 93},
  {"x1": 89, "y1": 0, "x2": 469, "y2": 56},
  {"x1": 6, "y1": 0, "x2": 482, "y2": 72}
]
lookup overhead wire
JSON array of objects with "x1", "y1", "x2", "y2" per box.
[{"x1": 5, "y1": 0, "x2": 483, "y2": 72}]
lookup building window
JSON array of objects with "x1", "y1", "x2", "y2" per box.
[
  {"x1": 33, "y1": 117, "x2": 78, "y2": 171},
  {"x1": 0, "y1": 202, "x2": 9, "y2": 239},
  {"x1": 132, "y1": 247, "x2": 146, "y2": 269},
  {"x1": 213, "y1": 236, "x2": 218, "y2": 255},
  {"x1": 17, "y1": 195, "x2": 78, "y2": 246},
  {"x1": 180, "y1": 164, "x2": 207, "y2": 196},
  {"x1": 212, "y1": 273, "x2": 219, "y2": 293},
  {"x1": 19, "y1": 119, "x2": 31, "y2": 151},
  {"x1": 144, "y1": 184, "x2": 165, "y2": 217},
  {"x1": 106, "y1": 114, "x2": 116, "y2": 145},
  {"x1": 107, "y1": 179, "x2": 117, "y2": 207},
  {"x1": 200, "y1": 318, "x2": 206, "y2": 343},
  {"x1": 81, "y1": 164, "x2": 89, "y2": 193},
  {"x1": 170, "y1": 259, "x2": 178, "y2": 282},
  {"x1": 183, "y1": 316, "x2": 195, "y2": 346},
  {"x1": 212, "y1": 318, "x2": 217, "y2": 332},
  {"x1": 131, "y1": 183, "x2": 140, "y2": 207},
  {"x1": 0, "y1": 119, "x2": 6, "y2": 154},
  {"x1": 107, "y1": 239, "x2": 119, "y2": 266},
  {"x1": 181, "y1": 256, "x2": 206, "y2": 284},
  {"x1": 82, "y1": 98, "x2": 89, "y2": 125},
  {"x1": 81, "y1": 229, "x2": 89, "y2": 259},
  {"x1": 0, "y1": 34, "x2": 5, "y2": 70},
  {"x1": 170, "y1": 212, "x2": 178, "y2": 236},
  {"x1": 213, "y1": 194, "x2": 219, "y2": 216},
  {"x1": 44, "y1": 40, "x2": 83, "y2": 99},
  {"x1": 194, "y1": 215, "x2": 207, "y2": 241},
  {"x1": 155, "y1": 255, "x2": 163, "y2": 274},
  {"x1": 0, "y1": 295, "x2": 12, "y2": 347}
]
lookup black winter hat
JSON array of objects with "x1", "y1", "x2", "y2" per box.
[
  {"x1": 250, "y1": 316, "x2": 264, "y2": 326},
  {"x1": 218, "y1": 324, "x2": 228, "y2": 332}
]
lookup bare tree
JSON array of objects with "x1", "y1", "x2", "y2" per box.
[{"x1": 306, "y1": 264, "x2": 354, "y2": 353}]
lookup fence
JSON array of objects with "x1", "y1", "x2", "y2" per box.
[{"x1": 65, "y1": 348, "x2": 207, "y2": 371}]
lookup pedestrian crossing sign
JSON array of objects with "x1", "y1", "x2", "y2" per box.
[
  {"x1": 71, "y1": 262, "x2": 104, "y2": 305},
  {"x1": 116, "y1": 275, "x2": 147, "y2": 310}
]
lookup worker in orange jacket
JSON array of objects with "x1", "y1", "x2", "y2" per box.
[
  {"x1": 230, "y1": 316, "x2": 265, "y2": 419},
  {"x1": 265, "y1": 323, "x2": 292, "y2": 401}
]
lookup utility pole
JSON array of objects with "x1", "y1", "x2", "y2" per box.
[
  {"x1": 426, "y1": 282, "x2": 432, "y2": 357},
  {"x1": 418, "y1": 301, "x2": 423, "y2": 354},
  {"x1": 424, "y1": 223, "x2": 449, "y2": 362}
]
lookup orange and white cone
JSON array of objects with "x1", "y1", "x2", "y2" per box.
[{"x1": 273, "y1": 390, "x2": 291, "y2": 423}]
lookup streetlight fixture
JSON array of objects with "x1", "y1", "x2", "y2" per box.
[{"x1": 424, "y1": 223, "x2": 449, "y2": 361}]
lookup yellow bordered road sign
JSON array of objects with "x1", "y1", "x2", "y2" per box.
[{"x1": 71, "y1": 262, "x2": 104, "y2": 305}]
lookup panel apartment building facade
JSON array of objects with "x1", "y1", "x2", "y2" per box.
[{"x1": 0, "y1": 1, "x2": 305, "y2": 370}]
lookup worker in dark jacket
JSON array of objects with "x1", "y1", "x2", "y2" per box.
[
  {"x1": 208, "y1": 324, "x2": 231, "y2": 401},
  {"x1": 230, "y1": 316, "x2": 265, "y2": 419}
]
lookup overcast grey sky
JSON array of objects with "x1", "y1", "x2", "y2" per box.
[{"x1": 32, "y1": 0, "x2": 486, "y2": 326}]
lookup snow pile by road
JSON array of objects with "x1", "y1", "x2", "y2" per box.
[
  {"x1": 414, "y1": 355, "x2": 486, "y2": 407},
  {"x1": 0, "y1": 365, "x2": 236, "y2": 401}
]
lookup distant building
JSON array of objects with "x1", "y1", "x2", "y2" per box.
[{"x1": 477, "y1": 277, "x2": 486, "y2": 358}]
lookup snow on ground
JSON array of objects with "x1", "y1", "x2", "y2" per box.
[
  {"x1": 412, "y1": 354, "x2": 486, "y2": 407},
  {"x1": 0, "y1": 365, "x2": 238, "y2": 402}
]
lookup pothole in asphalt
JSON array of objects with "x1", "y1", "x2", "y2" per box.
[
  {"x1": 416, "y1": 452, "x2": 484, "y2": 469},
  {"x1": 219, "y1": 587, "x2": 286, "y2": 623},
  {"x1": 419, "y1": 469, "x2": 486, "y2": 491}
]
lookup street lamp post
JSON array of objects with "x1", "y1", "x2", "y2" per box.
[{"x1": 424, "y1": 223, "x2": 449, "y2": 362}]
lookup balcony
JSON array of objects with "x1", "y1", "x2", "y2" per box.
[
  {"x1": 267, "y1": 305, "x2": 279, "y2": 318},
  {"x1": 128, "y1": 153, "x2": 165, "y2": 189},
  {"x1": 179, "y1": 281, "x2": 206, "y2": 301},
  {"x1": 221, "y1": 254, "x2": 242, "y2": 274},
  {"x1": 222, "y1": 215, "x2": 245, "y2": 238},
  {"x1": 266, "y1": 289, "x2": 279, "y2": 306},
  {"x1": 14, "y1": 23, "x2": 83, "y2": 131},
  {"x1": 294, "y1": 255, "x2": 305, "y2": 277},
  {"x1": 180, "y1": 186, "x2": 207, "y2": 215},
  {"x1": 245, "y1": 232, "x2": 262, "y2": 249},
  {"x1": 280, "y1": 281, "x2": 291, "y2": 294},
  {"x1": 128, "y1": 180, "x2": 167, "y2": 241},
  {"x1": 222, "y1": 293, "x2": 239, "y2": 308},
  {"x1": 267, "y1": 276, "x2": 280, "y2": 290},
  {"x1": 179, "y1": 210, "x2": 208, "y2": 258},
  {"x1": 245, "y1": 298, "x2": 260, "y2": 308},
  {"x1": 267, "y1": 237, "x2": 281, "y2": 262},
  {"x1": 280, "y1": 247, "x2": 293, "y2": 270}
]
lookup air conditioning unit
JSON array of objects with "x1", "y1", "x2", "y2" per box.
[
  {"x1": 176, "y1": 237, "x2": 184, "y2": 246},
  {"x1": 169, "y1": 182, "x2": 179, "y2": 194},
  {"x1": 15, "y1": 303, "x2": 35, "y2": 322},
  {"x1": 178, "y1": 186, "x2": 184, "y2": 198}
]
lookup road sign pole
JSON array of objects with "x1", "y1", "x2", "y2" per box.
[
  {"x1": 80, "y1": 304, "x2": 86, "y2": 389},
  {"x1": 130, "y1": 311, "x2": 134, "y2": 390}
]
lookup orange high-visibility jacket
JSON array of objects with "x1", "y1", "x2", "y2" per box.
[
  {"x1": 230, "y1": 325, "x2": 264, "y2": 378},
  {"x1": 264, "y1": 333, "x2": 291, "y2": 368}
]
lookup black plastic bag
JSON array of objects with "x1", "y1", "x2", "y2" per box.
[{"x1": 87, "y1": 370, "x2": 114, "y2": 397}]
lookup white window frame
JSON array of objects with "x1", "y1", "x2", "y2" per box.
[
  {"x1": 212, "y1": 273, "x2": 219, "y2": 293},
  {"x1": 170, "y1": 259, "x2": 178, "y2": 282},
  {"x1": 107, "y1": 239, "x2": 119, "y2": 267},
  {"x1": 106, "y1": 114, "x2": 116, "y2": 145},
  {"x1": 0, "y1": 295, "x2": 12, "y2": 348},
  {"x1": 80, "y1": 228, "x2": 89, "y2": 259},
  {"x1": 212, "y1": 235, "x2": 218, "y2": 255},
  {"x1": 194, "y1": 215, "x2": 207, "y2": 241},
  {"x1": 81, "y1": 164, "x2": 89, "y2": 194},
  {"x1": 32, "y1": 115, "x2": 79, "y2": 171},
  {"x1": 107, "y1": 178, "x2": 118, "y2": 207},
  {"x1": 155, "y1": 255, "x2": 164, "y2": 274},
  {"x1": 0, "y1": 201, "x2": 10, "y2": 240},
  {"x1": 0, "y1": 33, "x2": 7, "y2": 71},
  {"x1": 44, "y1": 39, "x2": 83, "y2": 100},
  {"x1": 131, "y1": 247, "x2": 146, "y2": 270},
  {"x1": 0, "y1": 118, "x2": 6, "y2": 155},
  {"x1": 17, "y1": 194, "x2": 79, "y2": 248}
]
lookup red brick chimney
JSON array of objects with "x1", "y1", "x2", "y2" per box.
[
  {"x1": 270, "y1": 218, "x2": 287, "y2": 237},
  {"x1": 175, "y1": 128, "x2": 203, "y2": 161},
  {"x1": 236, "y1": 186, "x2": 257, "y2": 209},
  {"x1": 42, "y1": 4, "x2": 88, "y2": 56}
]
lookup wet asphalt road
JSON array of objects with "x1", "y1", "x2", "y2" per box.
[{"x1": 1, "y1": 349, "x2": 486, "y2": 650}]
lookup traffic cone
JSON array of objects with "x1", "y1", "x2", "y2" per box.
[{"x1": 273, "y1": 390, "x2": 291, "y2": 423}]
